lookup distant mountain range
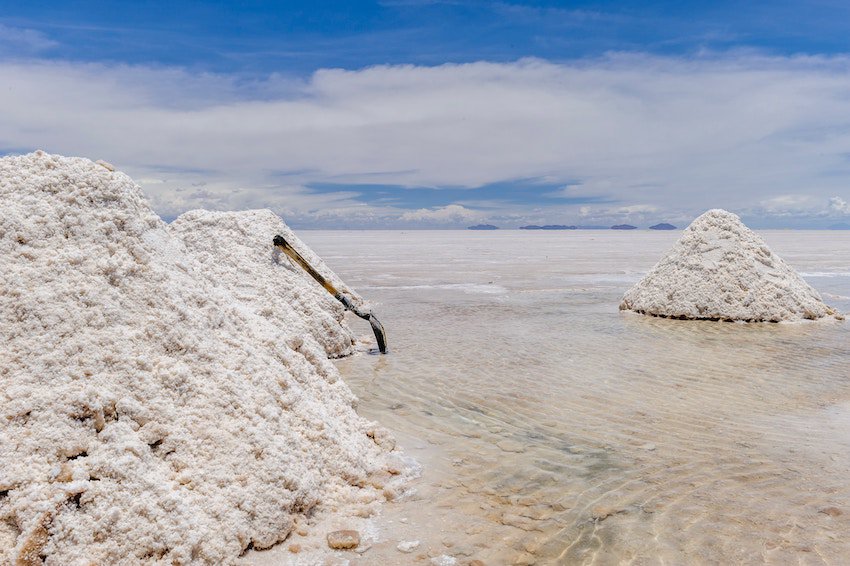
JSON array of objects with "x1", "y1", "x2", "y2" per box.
[
  {"x1": 466, "y1": 222, "x2": 681, "y2": 230},
  {"x1": 519, "y1": 224, "x2": 577, "y2": 230},
  {"x1": 829, "y1": 222, "x2": 850, "y2": 230}
]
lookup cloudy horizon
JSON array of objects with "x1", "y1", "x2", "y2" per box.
[{"x1": 2, "y1": 2, "x2": 850, "y2": 229}]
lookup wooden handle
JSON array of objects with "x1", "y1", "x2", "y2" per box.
[
  {"x1": 273, "y1": 234, "x2": 387, "y2": 353},
  {"x1": 273, "y1": 235, "x2": 339, "y2": 296}
]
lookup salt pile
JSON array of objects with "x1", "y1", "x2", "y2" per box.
[
  {"x1": 0, "y1": 151, "x2": 399, "y2": 564},
  {"x1": 169, "y1": 209, "x2": 363, "y2": 358},
  {"x1": 620, "y1": 209, "x2": 843, "y2": 322}
]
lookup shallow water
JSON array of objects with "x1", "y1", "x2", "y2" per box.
[{"x1": 301, "y1": 230, "x2": 850, "y2": 565}]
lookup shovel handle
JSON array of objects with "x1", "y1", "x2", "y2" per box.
[
  {"x1": 274, "y1": 234, "x2": 388, "y2": 354},
  {"x1": 273, "y1": 235, "x2": 339, "y2": 296}
]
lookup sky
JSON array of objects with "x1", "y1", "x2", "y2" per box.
[{"x1": 1, "y1": 1, "x2": 850, "y2": 228}]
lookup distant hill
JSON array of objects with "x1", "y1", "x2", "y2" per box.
[
  {"x1": 829, "y1": 222, "x2": 850, "y2": 230},
  {"x1": 519, "y1": 224, "x2": 577, "y2": 230},
  {"x1": 467, "y1": 224, "x2": 499, "y2": 230},
  {"x1": 611, "y1": 224, "x2": 638, "y2": 230},
  {"x1": 649, "y1": 223, "x2": 677, "y2": 230},
  {"x1": 575, "y1": 225, "x2": 609, "y2": 230}
]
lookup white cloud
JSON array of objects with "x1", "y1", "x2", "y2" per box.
[
  {"x1": 758, "y1": 194, "x2": 816, "y2": 215},
  {"x1": 573, "y1": 203, "x2": 667, "y2": 226},
  {"x1": 829, "y1": 196, "x2": 850, "y2": 215},
  {"x1": 762, "y1": 194, "x2": 811, "y2": 207},
  {"x1": 0, "y1": 24, "x2": 57, "y2": 53},
  {"x1": 614, "y1": 204, "x2": 658, "y2": 215},
  {"x1": 399, "y1": 204, "x2": 481, "y2": 223},
  {"x1": 1, "y1": 55, "x2": 850, "y2": 226}
]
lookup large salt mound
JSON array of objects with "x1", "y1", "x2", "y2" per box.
[
  {"x1": 620, "y1": 209, "x2": 843, "y2": 322},
  {"x1": 169, "y1": 209, "x2": 362, "y2": 358},
  {"x1": 0, "y1": 152, "x2": 396, "y2": 564}
]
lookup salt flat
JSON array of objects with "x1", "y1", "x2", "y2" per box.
[{"x1": 290, "y1": 229, "x2": 850, "y2": 565}]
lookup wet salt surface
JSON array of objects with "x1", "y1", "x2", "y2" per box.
[{"x1": 299, "y1": 230, "x2": 850, "y2": 564}]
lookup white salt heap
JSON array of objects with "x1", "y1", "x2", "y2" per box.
[
  {"x1": 0, "y1": 151, "x2": 399, "y2": 565},
  {"x1": 620, "y1": 209, "x2": 843, "y2": 322},
  {"x1": 169, "y1": 209, "x2": 363, "y2": 358}
]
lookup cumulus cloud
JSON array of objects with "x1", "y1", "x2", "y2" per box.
[
  {"x1": 615, "y1": 204, "x2": 658, "y2": 215},
  {"x1": 575, "y1": 203, "x2": 669, "y2": 226},
  {"x1": 829, "y1": 196, "x2": 850, "y2": 215},
  {"x1": 758, "y1": 194, "x2": 817, "y2": 215},
  {"x1": 399, "y1": 204, "x2": 481, "y2": 224},
  {"x1": 1, "y1": 55, "x2": 850, "y2": 226}
]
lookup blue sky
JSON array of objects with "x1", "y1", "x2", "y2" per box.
[
  {"x1": 7, "y1": 1, "x2": 850, "y2": 72},
  {"x1": 2, "y1": 1, "x2": 850, "y2": 227}
]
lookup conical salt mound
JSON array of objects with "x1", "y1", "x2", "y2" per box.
[{"x1": 620, "y1": 209, "x2": 843, "y2": 322}]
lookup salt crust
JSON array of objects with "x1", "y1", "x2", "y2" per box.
[
  {"x1": 0, "y1": 152, "x2": 398, "y2": 564},
  {"x1": 620, "y1": 209, "x2": 843, "y2": 322}
]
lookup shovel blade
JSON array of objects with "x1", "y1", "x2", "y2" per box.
[{"x1": 368, "y1": 314, "x2": 388, "y2": 354}]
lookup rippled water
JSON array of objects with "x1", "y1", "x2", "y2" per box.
[{"x1": 301, "y1": 230, "x2": 850, "y2": 565}]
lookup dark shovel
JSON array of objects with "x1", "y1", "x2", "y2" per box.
[{"x1": 273, "y1": 235, "x2": 387, "y2": 354}]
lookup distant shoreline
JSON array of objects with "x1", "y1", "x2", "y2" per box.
[{"x1": 289, "y1": 227, "x2": 850, "y2": 231}]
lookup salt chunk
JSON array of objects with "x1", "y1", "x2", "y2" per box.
[
  {"x1": 397, "y1": 540, "x2": 420, "y2": 553},
  {"x1": 327, "y1": 529, "x2": 360, "y2": 549}
]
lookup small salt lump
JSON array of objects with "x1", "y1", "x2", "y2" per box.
[{"x1": 620, "y1": 209, "x2": 843, "y2": 322}]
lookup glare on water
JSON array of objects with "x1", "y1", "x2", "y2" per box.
[{"x1": 302, "y1": 230, "x2": 850, "y2": 565}]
